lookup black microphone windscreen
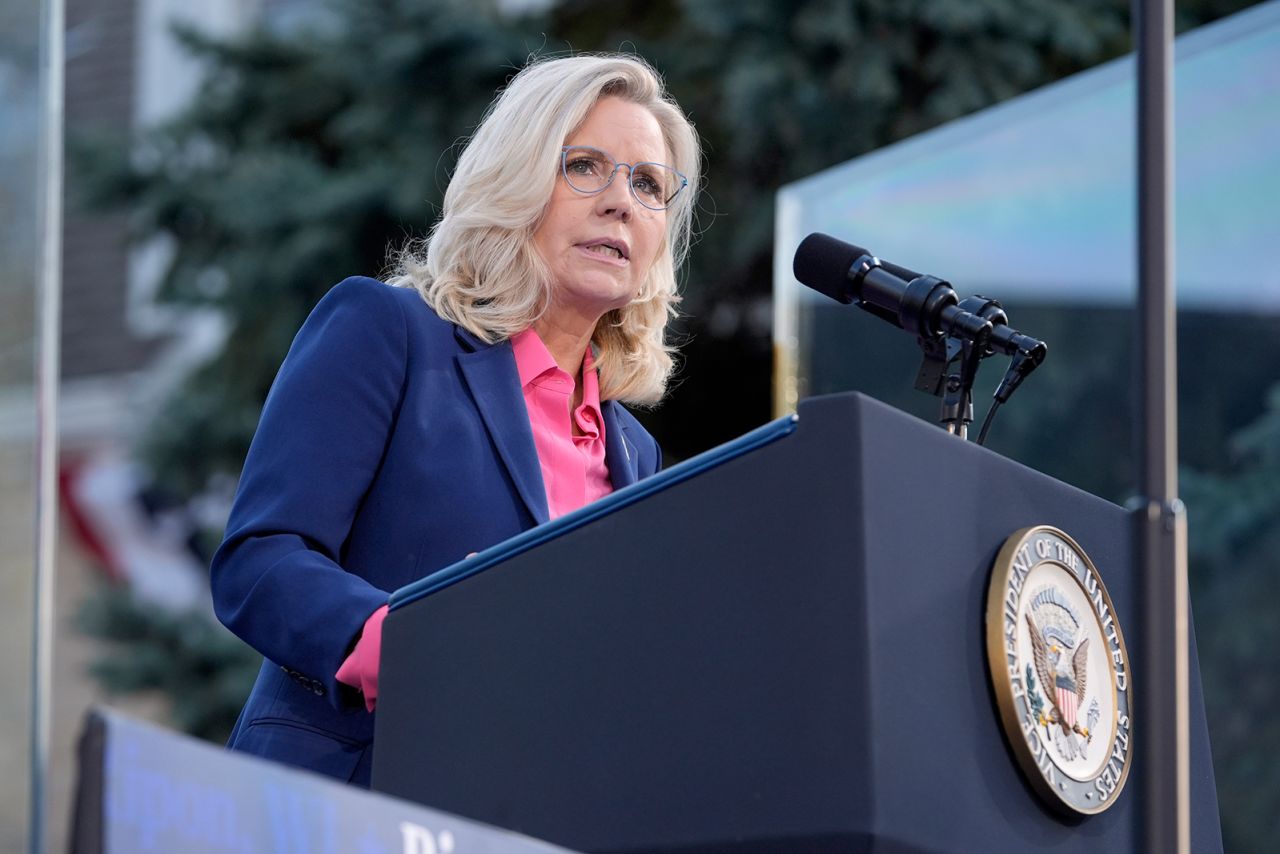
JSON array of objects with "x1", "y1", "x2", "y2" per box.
[{"x1": 793, "y1": 233, "x2": 870, "y2": 304}]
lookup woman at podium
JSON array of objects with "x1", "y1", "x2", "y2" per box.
[{"x1": 208, "y1": 54, "x2": 701, "y2": 786}]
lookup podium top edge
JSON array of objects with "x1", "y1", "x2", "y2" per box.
[{"x1": 388, "y1": 412, "x2": 800, "y2": 611}]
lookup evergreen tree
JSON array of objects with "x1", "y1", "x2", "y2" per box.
[
  {"x1": 79, "y1": 0, "x2": 531, "y2": 495},
  {"x1": 1183, "y1": 386, "x2": 1280, "y2": 852},
  {"x1": 79, "y1": 0, "x2": 1256, "y2": 479}
]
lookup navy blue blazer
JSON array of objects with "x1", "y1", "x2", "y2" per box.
[{"x1": 211, "y1": 277, "x2": 661, "y2": 786}]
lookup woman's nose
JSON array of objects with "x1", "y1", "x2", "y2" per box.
[{"x1": 596, "y1": 166, "x2": 634, "y2": 219}]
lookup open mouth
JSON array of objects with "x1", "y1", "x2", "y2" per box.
[{"x1": 581, "y1": 241, "x2": 629, "y2": 261}]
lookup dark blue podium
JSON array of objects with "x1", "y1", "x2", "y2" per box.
[{"x1": 372, "y1": 393, "x2": 1221, "y2": 853}]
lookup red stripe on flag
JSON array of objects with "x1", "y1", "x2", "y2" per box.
[{"x1": 1057, "y1": 688, "x2": 1078, "y2": 727}]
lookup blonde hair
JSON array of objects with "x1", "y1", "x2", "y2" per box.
[{"x1": 387, "y1": 54, "x2": 701, "y2": 405}]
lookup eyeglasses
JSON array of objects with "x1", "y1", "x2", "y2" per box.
[{"x1": 560, "y1": 146, "x2": 688, "y2": 211}]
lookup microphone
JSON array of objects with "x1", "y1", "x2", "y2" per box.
[
  {"x1": 792, "y1": 232, "x2": 1046, "y2": 363},
  {"x1": 793, "y1": 232, "x2": 988, "y2": 347},
  {"x1": 792, "y1": 232, "x2": 1048, "y2": 443}
]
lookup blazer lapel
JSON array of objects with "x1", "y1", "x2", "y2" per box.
[
  {"x1": 603, "y1": 400, "x2": 641, "y2": 490},
  {"x1": 454, "y1": 328, "x2": 550, "y2": 525}
]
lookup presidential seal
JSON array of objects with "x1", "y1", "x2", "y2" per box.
[{"x1": 985, "y1": 526, "x2": 1133, "y2": 815}]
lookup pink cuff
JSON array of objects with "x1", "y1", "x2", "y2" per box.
[{"x1": 335, "y1": 604, "x2": 389, "y2": 712}]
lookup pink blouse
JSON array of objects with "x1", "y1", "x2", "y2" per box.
[
  {"x1": 510, "y1": 327, "x2": 613, "y2": 519},
  {"x1": 337, "y1": 328, "x2": 614, "y2": 710}
]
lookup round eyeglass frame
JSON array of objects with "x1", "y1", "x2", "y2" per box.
[{"x1": 559, "y1": 145, "x2": 688, "y2": 211}]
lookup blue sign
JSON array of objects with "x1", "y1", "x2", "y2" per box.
[{"x1": 74, "y1": 708, "x2": 574, "y2": 854}]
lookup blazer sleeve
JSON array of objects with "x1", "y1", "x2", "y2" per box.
[{"x1": 211, "y1": 278, "x2": 406, "y2": 707}]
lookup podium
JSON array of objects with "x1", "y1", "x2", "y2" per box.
[{"x1": 372, "y1": 393, "x2": 1222, "y2": 853}]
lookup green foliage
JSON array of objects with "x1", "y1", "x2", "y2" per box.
[
  {"x1": 76, "y1": 0, "x2": 532, "y2": 496},
  {"x1": 76, "y1": 583, "x2": 261, "y2": 743},
  {"x1": 1183, "y1": 385, "x2": 1280, "y2": 853},
  {"x1": 75, "y1": 0, "x2": 1259, "y2": 493},
  {"x1": 548, "y1": 0, "x2": 1135, "y2": 318},
  {"x1": 108, "y1": 0, "x2": 1067, "y2": 485},
  {"x1": 1026, "y1": 662, "x2": 1045, "y2": 721}
]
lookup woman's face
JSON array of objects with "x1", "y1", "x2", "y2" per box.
[{"x1": 533, "y1": 96, "x2": 669, "y2": 333}]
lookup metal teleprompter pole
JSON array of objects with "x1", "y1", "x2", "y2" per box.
[
  {"x1": 31, "y1": 0, "x2": 64, "y2": 851},
  {"x1": 1133, "y1": 1, "x2": 1190, "y2": 852}
]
